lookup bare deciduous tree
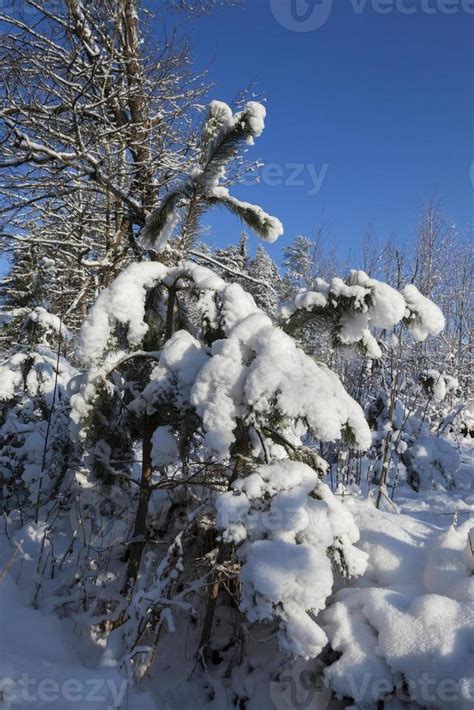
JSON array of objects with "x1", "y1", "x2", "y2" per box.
[{"x1": 0, "y1": 0, "x2": 216, "y2": 322}]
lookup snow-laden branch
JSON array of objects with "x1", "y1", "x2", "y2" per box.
[{"x1": 281, "y1": 270, "x2": 445, "y2": 356}]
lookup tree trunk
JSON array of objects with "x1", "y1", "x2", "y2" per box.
[
  {"x1": 198, "y1": 458, "x2": 242, "y2": 661},
  {"x1": 198, "y1": 541, "x2": 231, "y2": 661},
  {"x1": 123, "y1": 282, "x2": 177, "y2": 595},
  {"x1": 123, "y1": 415, "x2": 154, "y2": 594}
]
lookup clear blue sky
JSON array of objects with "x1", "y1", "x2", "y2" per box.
[{"x1": 172, "y1": 0, "x2": 473, "y2": 265}]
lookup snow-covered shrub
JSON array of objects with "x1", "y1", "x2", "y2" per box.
[
  {"x1": 217, "y1": 460, "x2": 368, "y2": 658},
  {"x1": 0, "y1": 312, "x2": 75, "y2": 514},
  {"x1": 0, "y1": 93, "x2": 453, "y2": 701},
  {"x1": 280, "y1": 270, "x2": 449, "y2": 496},
  {"x1": 365, "y1": 382, "x2": 462, "y2": 494},
  {"x1": 453, "y1": 398, "x2": 474, "y2": 438},
  {"x1": 66, "y1": 218, "x2": 455, "y2": 680},
  {"x1": 403, "y1": 435, "x2": 461, "y2": 491},
  {"x1": 419, "y1": 369, "x2": 458, "y2": 403}
]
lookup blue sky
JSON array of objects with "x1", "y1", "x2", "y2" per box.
[{"x1": 171, "y1": 0, "x2": 473, "y2": 264}]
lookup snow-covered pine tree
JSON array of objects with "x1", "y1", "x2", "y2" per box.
[
  {"x1": 71, "y1": 257, "x2": 373, "y2": 672},
  {"x1": 0, "y1": 244, "x2": 64, "y2": 347},
  {"x1": 213, "y1": 232, "x2": 250, "y2": 281},
  {"x1": 247, "y1": 245, "x2": 282, "y2": 317},
  {"x1": 63, "y1": 100, "x2": 448, "y2": 679},
  {"x1": 282, "y1": 234, "x2": 317, "y2": 291},
  {"x1": 1, "y1": 245, "x2": 46, "y2": 312}
]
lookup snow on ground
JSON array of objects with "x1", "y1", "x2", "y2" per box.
[
  {"x1": 322, "y1": 441, "x2": 474, "y2": 709},
  {"x1": 0, "y1": 536, "x2": 155, "y2": 710},
  {"x1": 0, "y1": 576, "x2": 154, "y2": 709},
  {"x1": 0, "y1": 442, "x2": 472, "y2": 709}
]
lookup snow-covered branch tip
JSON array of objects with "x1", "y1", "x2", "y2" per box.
[
  {"x1": 140, "y1": 100, "x2": 283, "y2": 251},
  {"x1": 281, "y1": 270, "x2": 445, "y2": 357}
]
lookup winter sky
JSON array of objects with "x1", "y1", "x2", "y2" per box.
[
  {"x1": 0, "y1": 2, "x2": 471, "y2": 272},
  {"x1": 162, "y1": 0, "x2": 473, "y2": 263}
]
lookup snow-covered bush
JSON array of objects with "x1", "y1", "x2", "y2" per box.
[
  {"x1": 65, "y1": 123, "x2": 450, "y2": 670},
  {"x1": 281, "y1": 270, "x2": 449, "y2": 499},
  {"x1": 0, "y1": 310, "x2": 75, "y2": 513},
  {"x1": 365, "y1": 383, "x2": 462, "y2": 494},
  {"x1": 453, "y1": 398, "x2": 474, "y2": 438},
  {"x1": 217, "y1": 460, "x2": 368, "y2": 658},
  {"x1": 419, "y1": 368, "x2": 458, "y2": 403},
  {"x1": 0, "y1": 90, "x2": 459, "y2": 706},
  {"x1": 404, "y1": 435, "x2": 461, "y2": 491}
]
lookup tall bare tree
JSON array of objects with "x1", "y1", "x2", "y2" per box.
[{"x1": 0, "y1": 0, "x2": 236, "y2": 324}]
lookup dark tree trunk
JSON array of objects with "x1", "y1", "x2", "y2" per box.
[
  {"x1": 123, "y1": 415, "x2": 155, "y2": 594},
  {"x1": 198, "y1": 542, "x2": 232, "y2": 660}
]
